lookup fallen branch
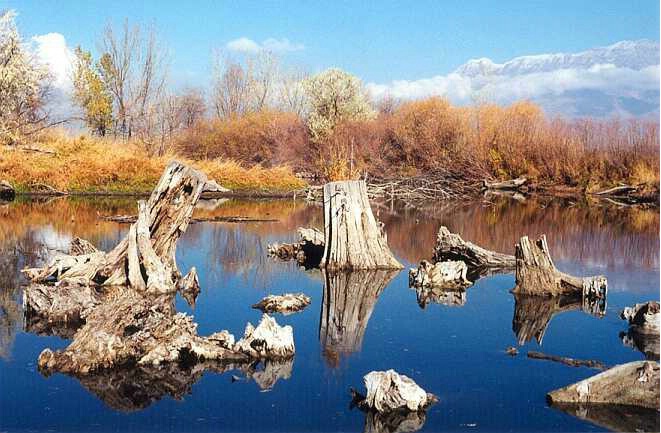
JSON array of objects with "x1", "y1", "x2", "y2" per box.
[
  {"x1": 101, "y1": 214, "x2": 279, "y2": 224},
  {"x1": 432, "y1": 226, "x2": 515, "y2": 278},
  {"x1": 482, "y1": 177, "x2": 528, "y2": 191},
  {"x1": 527, "y1": 351, "x2": 607, "y2": 370}
]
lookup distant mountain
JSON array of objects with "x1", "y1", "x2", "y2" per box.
[
  {"x1": 369, "y1": 40, "x2": 660, "y2": 118},
  {"x1": 455, "y1": 40, "x2": 659, "y2": 77}
]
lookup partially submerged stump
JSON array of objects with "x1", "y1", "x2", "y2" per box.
[
  {"x1": 432, "y1": 226, "x2": 515, "y2": 279},
  {"x1": 252, "y1": 293, "x2": 311, "y2": 315},
  {"x1": 0, "y1": 180, "x2": 16, "y2": 201},
  {"x1": 352, "y1": 369, "x2": 437, "y2": 413},
  {"x1": 21, "y1": 162, "x2": 296, "y2": 380},
  {"x1": 320, "y1": 180, "x2": 402, "y2": 270},
  {"x1": 547, "y1": 361, "x2": 659, "y2": 409},
  {"x1": 512, "y1": 235, "x2": 607, "y2": 303},
  {"x1": 408, "y1": 260, "x2": 471, "y2": 290},
  {"x1": 267, "y1": 227, "x2": 325, "y2": 268},
  {"x1": 620, "y1": 301, "x2": 660, "y2": 335}
]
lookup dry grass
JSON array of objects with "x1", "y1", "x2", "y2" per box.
[{"x1": 0, "y1": 129, "x2": 305, "y2": 193}]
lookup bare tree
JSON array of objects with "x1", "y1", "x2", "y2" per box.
[
  {"x1": 177, "y1": 87, "x2": 205, "y2": 127},
  {"x1": 278, "y1": 65, "x2": 309, "y2": 116},
  {"x1": 98, "y1": 19, "x2": 168, "y2": 143}
]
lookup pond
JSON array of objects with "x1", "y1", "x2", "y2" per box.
[{"x1": 0, "y1": 195, "x2": 658, "y2": 432}]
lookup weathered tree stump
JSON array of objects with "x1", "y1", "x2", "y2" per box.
[
  {"x1": 252, "y1": 293, "x2": 311, "y2": 315},
  {"x1": 267, "y1": 227, "x2": 325, "y2": 268},
  {"x1": 320, "y1": 180, "x2": 402, "y2": 270},
  {"x1": 21, "y1": 162, "x2": 296, "y2": 380},
  {"x1": 432, "y1": 226, "x2": 515, "y2": 278},
  {"x1": 621, "y1": 301, "x2": 660, "y2": 335},
  {"x1": 408, "y1": 260, "x2": 471, "y2": 290},
  {"x1": 547, "y1": 361, "x2": 659, "y2": 409},
  {"x1": 320, "y1": 270, "x2": 396, "y2": 366},
  {"x1": 352, "y1": 369, "x2": 437, "y2": 413},
  {"x1": 512, "y1": 235, "x2": 607, "y2": 301}
]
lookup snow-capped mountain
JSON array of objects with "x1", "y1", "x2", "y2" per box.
[
  {"x1": 455, "y1": 40, "x2": 659, "y2": 77},
  {"x1": 369, "y1": 40, "x2": 660, "y2": 118}
]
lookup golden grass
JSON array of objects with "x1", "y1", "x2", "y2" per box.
[{"x1": 0, "y1": 130, "x2": 306, "y2": 193}]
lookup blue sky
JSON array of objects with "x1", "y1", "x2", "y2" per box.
[{"x1": 4, "y1": 0, "x2": 659, "y2": 85}]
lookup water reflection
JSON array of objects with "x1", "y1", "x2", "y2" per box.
[
  {"x1": 413, "y1": 286, "x2": 466, "y2": 308},
  {"x1": 549, "y1": 402, "x2": 660, "y2": 433},
  {"x1": 512, "y1": 293, "x2": 605, "y2": 345},
  {"x1": 319, "y1": 270, "x2": 397, "y2": 367},
  {"x1": 620, "y1": 329, "x2": 660, "y2": 361}
]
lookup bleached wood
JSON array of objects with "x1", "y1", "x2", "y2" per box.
[{"x1": 320, "y1": 180, "x2": 402, "y2": 270}]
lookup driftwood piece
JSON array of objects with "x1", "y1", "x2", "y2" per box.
[
  {"x1": 353, "y1": 370, "x2": 437, "y2": 413},
  {"x1": 527, "y1": 351, "x2": 606, "y2": 370},
  {"x1": 593, "y1": 185, "x2": 638, "y2": 196},
  {"x1": 320, "y1": 270, "x2": 396, "y2": 366},
  {"x1": 252, "y1": 293, "x2": 311, "y2": 315},
  {"x1": 513, "y1": 235, "x2": 607, "y2": 301},
  {"x1": 101, "y1": 214, "x2": 279, "y2": 224},
  {"x1": 432, "y1": 226, "x2": 515, "y2": 278},
  {"x1": 0, "y1": 180, "x2": 15, "y2": 201},
  {"x1": 69, "y1": 237, "x2": 99, "y2": 256},
  {"x1": 512, "y1": 293, "x2": 605, "y2": 345},
  {"x1": 408, "y1": 260, "x2": 471, "y2": 290},
  {"x1": 320, "y1": 180, "x2": 402, "y2": 270},
  {"x1": 267, "y1": 227, "x2": 325, "y2": 268},
  {"x1": 482, "y1": 177, "x2": 528, "y2": 191},
  {"x1": 620, "y1": 301, "x2": 660, "y2": 335},
  {"x1": 547, "y1": 361, "x2": 659, "y2": 409}
]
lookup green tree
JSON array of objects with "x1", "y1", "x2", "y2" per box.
[
  {"x1": 72, "y1": 46, "x2": 113, "y2": 136},
  {"x1": 302, "y1": 68, "x2": 375, "y2": 142}
]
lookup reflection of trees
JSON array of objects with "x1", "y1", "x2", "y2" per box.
[
  {"x1": 550, "y1": 402, "x2": 659, "y2": 433},
  {"x1": 512, "y1": 293, "x2": 605, "y2": 345},
  {"x1": 378, "y1": 197, "x2": 659, "y2": 271},
  {"x1": 319, "y1": 270, "x2": 397, "y2": 367}
]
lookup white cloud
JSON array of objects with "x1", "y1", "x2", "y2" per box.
[
  {"x1": 225, "y1": 37, "x2": 304, "y2": 54},
  {"x1": 367, "y1": 40, "x2": 660, "y2": 117},
  {"x1": 31, "y1": 32, "x2": 75, "y2": 90}
]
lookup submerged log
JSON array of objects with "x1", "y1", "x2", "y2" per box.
[
  {"x1": 320, "y1": 180, "x2": 402, "y2": 270},
  {"x1": 267, "y1": 227, "x2": 325, "y2": 268},
  {"x1": 432, "y1": 226, "x2": 515, "y2": 278},
  {"x1": 547, "y1": 361, "x2": 659, "y2": 409},
  {"x1": 252, "y1": 293, "x2": 311, "y2": 315},
  {"x1": 512, "y1": 235, "x2": 607, "y2": 301},
  {"x1": 482, "y1": 177, "x2": 528, "y2": 191},
  {"x1": 352, "y1": 370, "x2": 437, "y2": 413},
  {"x1": 320, "y1": 270, "x2": 396, "y2": 366},
  {"x1": 527, "y1": 351, "x2": 606, "y2": 370},
  {"x1": 408, "y1": 260, "x2": 471, "y2": 290},
  {"x1": 0, "y1": 180, "x2": 16, "y2": 201}
]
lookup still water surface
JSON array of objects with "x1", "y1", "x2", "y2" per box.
[{"x1": 0, "y1": 196, "x2": 658, "y2": 432}]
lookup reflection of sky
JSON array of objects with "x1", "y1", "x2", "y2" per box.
[{"x1": 0, "y1": 197, "x2": 659, "y2": 432}]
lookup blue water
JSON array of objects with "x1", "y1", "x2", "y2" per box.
[{"x1": 0, "y1": 197, "x2": 658, "y2": 432}]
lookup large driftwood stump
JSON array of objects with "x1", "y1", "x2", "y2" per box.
[
  {"x1": 408, "y1": 260, "x2": 471, "y2": 290},
  {"x1": 320, "y1": 270, "x2": 396, "y2": 366},
  {"x1": 512, "y1": 235, "x2": 607, "y2": 302},
  {"x1": 21, "y1": 162, "x2": 296, "y2": 381},
  {"x1": 547, "y1": 361, "x2": 659, "y2": 409},
  {"x1": 352, "y1": 370, "x2": 437, "y2": 413},
  {"x1": 320, "y1": 180, "x2": 402, "y2": 270},
  {"x1": 432, "y1": 226, "x2": 515, "y2": 278}
]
